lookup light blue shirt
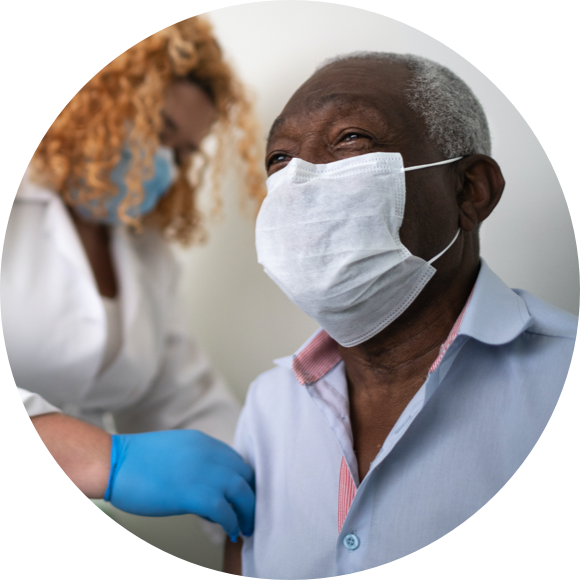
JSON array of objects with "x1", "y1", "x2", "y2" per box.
[{"x1": 234, "y1": 261, "x2": 577, "y2": 578}]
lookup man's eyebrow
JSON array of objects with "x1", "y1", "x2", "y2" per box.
[
  {"x1": 267, "y1": 116, "x2": 286, "y2": 143},
  {"x1": 266, "y1": 94, "x2": 390, "y2": 148}
]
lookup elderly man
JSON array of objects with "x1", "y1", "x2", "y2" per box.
[{"x1": 224, "y1": 53, "x2": 577, "y2": 578}]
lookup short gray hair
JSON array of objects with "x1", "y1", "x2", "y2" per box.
[{"x1": 317, "y1": 52, "x2": 491, "y2": 158}]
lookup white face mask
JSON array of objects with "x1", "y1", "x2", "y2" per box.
[{"x1": 255, "y1": 152, "x2": 462, "y2": 347}]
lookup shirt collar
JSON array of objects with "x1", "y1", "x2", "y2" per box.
[
  {"x1": 289, "y1": 330, "x2": 341, "y2": 386},
  {"x1": 16, "y1": 174, "x2": 55, "y2": 202},
  {"x1": 459, "y1": 259, "x2": 532, "y2": 344},
  {"x1": 275, "y1": 259, "x2": 533, "y2": 384}
]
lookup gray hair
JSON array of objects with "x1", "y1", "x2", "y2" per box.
[{"x1": 317, "y1": 52, "x2": 491, "y2": 158}]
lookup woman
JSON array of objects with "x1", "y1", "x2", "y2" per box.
[{"x1": 1, "y1": 16, "x2": 264, "y2": 540}]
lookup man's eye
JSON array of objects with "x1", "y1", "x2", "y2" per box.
[
  {"x1": 343, "y1": 132, "x2": 363, "y2": 142},
  {"x1": 267, "y1": 153, "x2": 290, "y2": 167}
]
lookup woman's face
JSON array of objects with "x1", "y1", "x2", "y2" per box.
[{"x1": 159, "y1": 80, "x2": 216, "y2": 165}]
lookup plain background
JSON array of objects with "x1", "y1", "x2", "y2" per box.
[{"x1": 17, "y1": 0, "x2": 580, "y2": 570}]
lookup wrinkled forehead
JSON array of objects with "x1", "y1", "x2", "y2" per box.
[{"x1": 268, "y1": 59, "x2": 417, "y2": 142}]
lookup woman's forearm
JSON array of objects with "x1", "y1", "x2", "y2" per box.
[{"x1": 31, "y1": 412, "x2": 111, "y2": 498}]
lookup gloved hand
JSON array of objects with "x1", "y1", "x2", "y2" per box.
[{"x1": 104, "y1": 430, "x2": 255, "y2": 541}]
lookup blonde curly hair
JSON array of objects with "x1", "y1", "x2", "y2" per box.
[{"x1": 31, "y1": 16, "x2": 266, "y2": 244}]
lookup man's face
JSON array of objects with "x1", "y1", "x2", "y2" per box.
[{"x1": 266, "y1": 59, "x2": 461, "y2": 261}]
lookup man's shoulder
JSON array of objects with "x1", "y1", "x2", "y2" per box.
[
  {"x1": 235, "y1": 365, "x2": 300, "y2": 457},
  {"x1": 514, "y1": 289, "x2": 578, "y2": 341},
  {"x1": 471, "y1": 261, "x2": 577, "y2": 346},
  {"x1": 247, "y1": 362, "x2": 300, "y2": 401}
]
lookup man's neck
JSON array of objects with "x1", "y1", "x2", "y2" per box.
[
  {"x1": 339, "y1": 257, "x2": 480, "y2": 385},
  {"x1": 338, "y1": 256, "x2": 480, "y2": 480}
]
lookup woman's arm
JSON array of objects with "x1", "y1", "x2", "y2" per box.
[
  {"x1": 32, "y1": 413, "x2": 255, "y2": 538},
  {"x1": 223, "y1": 537, "x2": 243, "y2": 575},
  {"x1": 31, "y1": 412, "x2": 111, "y2": 498}
]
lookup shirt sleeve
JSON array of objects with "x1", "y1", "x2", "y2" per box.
[
  {"x1": 18, "y1": 387, "x2": 61, "y2": 417},
  {"x1": 233, "y1": 383, "x2": 259, "y2": 577},
  {"x1": 233, "y1": 381, "x2": 258, "y2": 469}
]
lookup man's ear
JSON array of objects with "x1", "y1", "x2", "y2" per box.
[{"x1": 456, "y1": 155, "x2": 505, "y2": 232}]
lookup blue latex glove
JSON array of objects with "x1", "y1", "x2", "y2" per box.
[{"x1": 104, "y1": 430, "x2": 255, "y2": 541}]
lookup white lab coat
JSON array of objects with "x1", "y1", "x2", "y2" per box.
[{"x1": 1, "y1": 177, "x2": 239, "y2": 444}]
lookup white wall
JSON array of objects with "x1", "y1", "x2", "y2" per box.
[{"x1": 176, "y1": 1, "x2": 579, "y2": 403}]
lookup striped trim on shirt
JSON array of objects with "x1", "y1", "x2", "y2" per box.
[
  {"x1": 291, "y1": 330, "x2": 341, "y2": 385},
  {"x1": 338, "y1": 457, "x2": 357, "y2": 532},
  {"x1": 429, "y1": 288, "x2": 474, "y2": 373}
]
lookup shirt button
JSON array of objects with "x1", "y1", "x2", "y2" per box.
[{"x1": 343, "y1": 533, "x2": 360, "y2": 551}]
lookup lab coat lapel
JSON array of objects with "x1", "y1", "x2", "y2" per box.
[
  {"x1": 93, "y1": 226, "x2": 160, "y2": 409},
  {"x1": 111, "y1": 226, "x2": 142, "y2": 336},
  {"x1": 41, "y1": 189, "x2": 98, "y2": 290}
]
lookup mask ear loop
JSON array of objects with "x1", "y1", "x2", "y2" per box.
[
  {"x1": 402, "y1": 155, "x2": 463, "y2": 265},
  {"x1": 403, "y1": 156, "x2": 463, "y2": 173},
  {"x1": 427, "y1": 228, "x2": 461, "y2": 265}
]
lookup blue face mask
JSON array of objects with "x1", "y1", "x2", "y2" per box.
[{"x1": 75, "y1": 145, "x2": 178, "y2": 224}]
